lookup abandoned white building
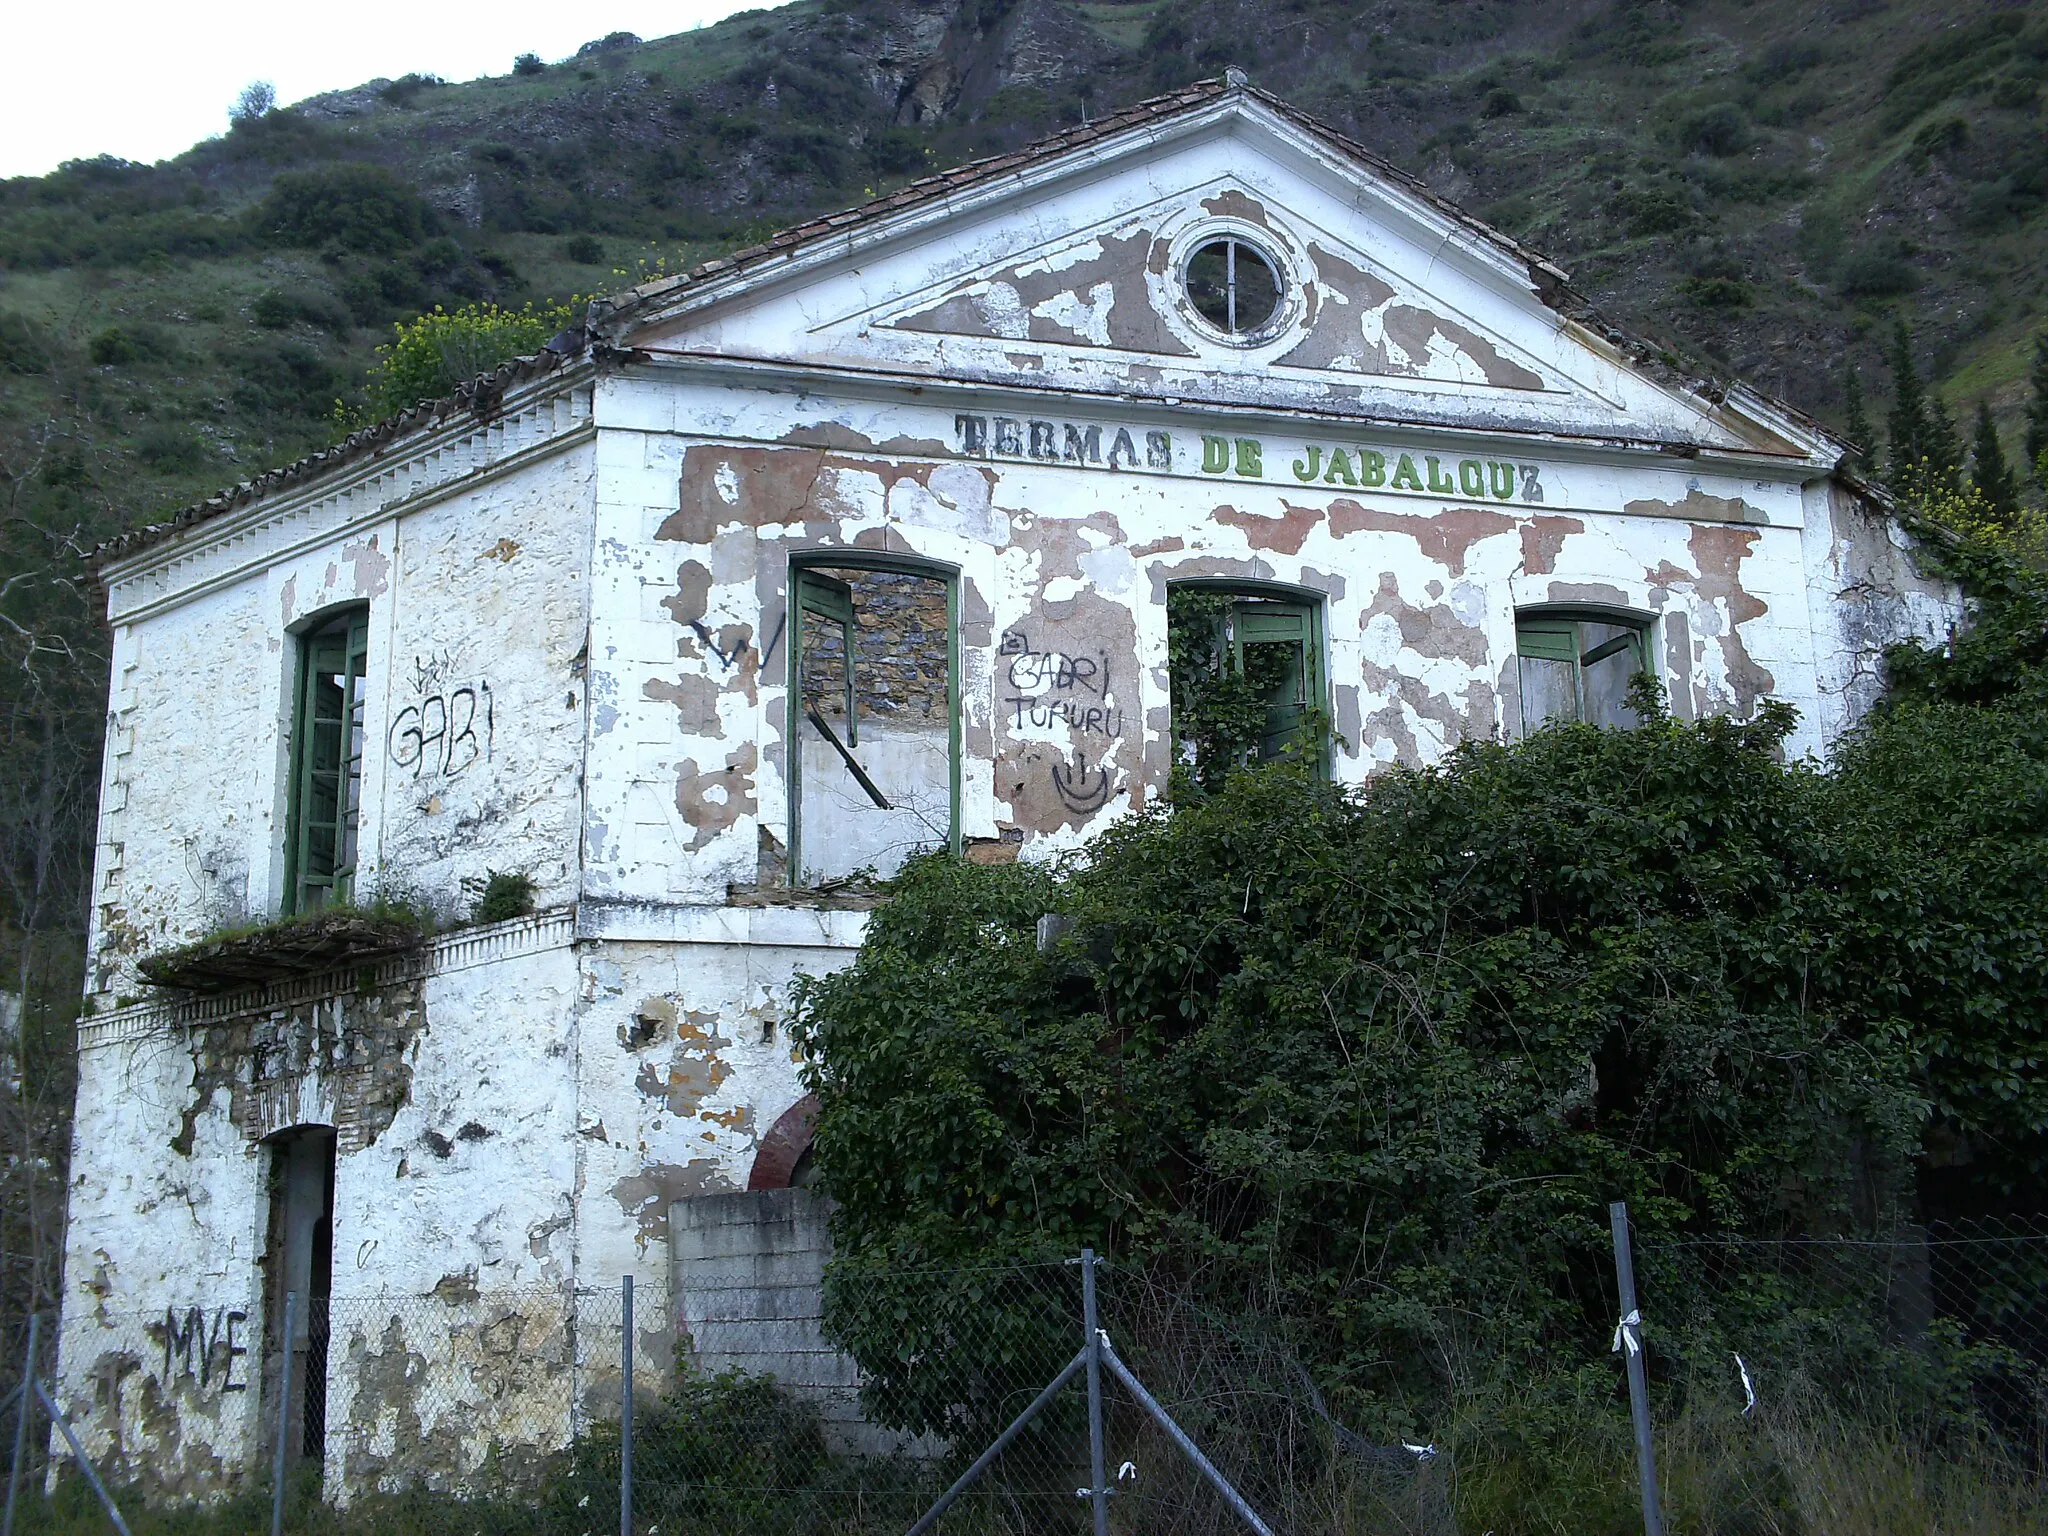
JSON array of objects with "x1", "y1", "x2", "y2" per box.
[{"x1": 58, "y1": 76, "x2": 1955, "y2": 1493}]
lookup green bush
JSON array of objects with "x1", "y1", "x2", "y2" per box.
[
  {"x1": 1680, "y1": 101, "x2": 1750, "y2": 156},
  {"x1": 1837, "y1": 241, "x2": 1921, "y2": 298},
  {"x1": 470, "y1": 870, "x2": 536, "y2": 924},
  {"x1": 227, "y1": 340, "x2": 340, "y2": 419},
  {"x1": 0, "y1": 311, "x2": 51, "y2": 373},
  {"x1": 251, "y1": 287, "x2": 351, "y2": 333},
  {"x1": 353, "y1": 298, "x2": 575, "y2": 419},
  {"x1": 797, "y1": 541, "x2": 2048, "y2": 1431},
  {"x1": 1677, "y1": 274, "x2": 1753, "y2": 308},
  {"x1": 255, "y1": 162, "x2": 439, "y2": 254},
  {"x1": 87, "y1": 326, "x2": 137, "y2": 365},
  {"x1": 1608, "y1": 185, "x2": 1694, "y2": 236},
  {"x1": 512, "y1": 51, "x2": 545, "y2": 76},
  {"x1": 561, "y1": 232, "x2": 605, "y2": 264},
  {"x1": 134, "y1": 423, "x2": 212, "y2": 473}
]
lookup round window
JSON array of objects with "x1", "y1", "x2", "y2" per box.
[{"x1": 1183, "y1": 237, "x2": 1283, "y2": 338}]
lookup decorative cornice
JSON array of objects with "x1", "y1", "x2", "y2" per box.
[{"x1": 77, "y1": 908, "x2": 577, "y2": 1053}]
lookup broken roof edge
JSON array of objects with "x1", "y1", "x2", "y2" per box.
[{"x1": 90, "y1": 344, "x2": 592, "y2": 571}]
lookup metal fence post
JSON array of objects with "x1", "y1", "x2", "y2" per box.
[
  {"x1": 1609, "y1": 1202, "x2": 1666, "y2": 1536},
  {"x1": 4, "y1": 1311, "x2": 40, "y2": 1536},
  {"x1": 620, "y1": 1273, "x2": 634, "y2": 1536},
  {"x1": 1081, "y1": 1249, "x2": 1109, "y2": 1536},
  {"x1": 272, "y1": 1291, "x2": 295, "y2": 1536}
]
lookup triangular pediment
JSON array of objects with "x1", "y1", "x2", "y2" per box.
[{"x1": 610, "y1": 92, "x2": 1817, "y2": 460}]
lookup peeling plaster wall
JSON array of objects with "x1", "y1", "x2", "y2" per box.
[
  {"x1": 55, "y1": 919, "x2": 581, "y2": 1489},
  {"x1": 586, "y1": 373, "x2": 1896, "y2": 887},
  {"x1": 570, "y1": 909, "x2": 865, "y2": 1280},
  {"x1": 88, "y1": 418, "x2": 594, "y2": 998}
]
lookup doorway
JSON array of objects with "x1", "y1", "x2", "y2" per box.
[{"x1": 263, "y1": 1126, "x2": 335, "y2": 1470}]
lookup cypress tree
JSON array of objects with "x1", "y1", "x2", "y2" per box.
[
  {"x1": 2027, "y1": 332, "x2": 2048, "y2": 489},
  {"x1": 1927, "y1": 391, "x2": 1963, "y2": 495},
  {"x1": 1842, "y1": 366, "x2": 1875, "y2": 475},
  {"x1": 1971, "y1": 400, "x2": 2021, "y2": 517},
  {"x1": 1886, "y1": 319, "x2": 1932, "y2": 492}
]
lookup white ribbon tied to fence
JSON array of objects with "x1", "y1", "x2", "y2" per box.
[{"x1": 1611, "y1": 1308, "x2": 1642, "y2": 1358}]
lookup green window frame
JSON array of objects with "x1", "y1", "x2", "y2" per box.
[
  {"x1": 1168, "y1": 586, "x2": 1328, "y2": 785},
  {"x1": 284, "y1": 607, "x2": 369, "y2": 915},
  {"x1": 1515, "y1": 612, "x2": 1651, "y2": 731},
  {"x1": 786, "y1": 558, "x2": 961, "y2": 886}
]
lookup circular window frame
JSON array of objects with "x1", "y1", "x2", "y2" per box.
[{"x1": 1166, "y1": 222, "x2": 1303, "y2": 350}]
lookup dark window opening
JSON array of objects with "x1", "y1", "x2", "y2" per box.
[
  {"x1": 263, "y1": 1126, "x2": 335, "y2": 1469},
  {"x1": 1167, "y1": 587, "x2": 1325, "y2": 791},
  {"x1": 1517, "y1": 613, "x2": 1652, "y2": 731},
  {"x1": 285, "y1": 609, "x2": 369, "y2": 914},
  {"x1": 788, "y1": 563, "x2": 958, "y2": 885},
  {"x1": 1184, "y1": 237, "x2": 1283, "y2": 337}
]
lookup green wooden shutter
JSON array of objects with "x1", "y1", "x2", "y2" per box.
[
  {"x1": 796, "y1": 570, "x2": 858, "y2": 746},
  {"x1": 1231, "y1": 600, "x2": 1320, "y2": 762},
  {"x1": 1515, "y1": 618, "x2": 1579, "y2": 664},
  {"x1": 286, "y1": 609, "x2": 368, "y2": 914}
]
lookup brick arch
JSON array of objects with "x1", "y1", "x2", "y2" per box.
[{"x1": 748, "y1": 1093, "x2": 820, "y2": 1191}]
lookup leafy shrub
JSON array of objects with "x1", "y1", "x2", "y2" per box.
[
  {"x1": 512, "y1": 52, "x2": 545, "y2": 76},
  {"x1": 0, "y1": 312, "x2": 50, "y2": 373},
  {"x1": 1881, "y1": 13, "x2": 2029, "y2": 134},
  {"x1": 1678, "y1": 274, "x2": 1752, "y2": 308},
  {"x1": 1481, "y1": 85, "x2": 1523, "y2": 117},
  {"x1": 1746, "y1": 39, "x2": 1824, "y2": 85},
  {"x1": 546, "y1": 1369, "x2": 840, "y2": 1530},
  {"x1": 378, "y1": 73, "x2": 444, "y2": 109},
  {"x1": 256, "y1": 162, "x2": 438, "y2": 254},
  {"x1": 355, "y1": 298, "x2": 575, "y2": 418},
  {"x1": 1910, "y1": 115, "x2": 1969, "y2": 160},
  {"x1": 333, "y1": 256, "x2": 439, "y2": 324},
  {"x1": 134, "y1": 423, "x2": 212, "y2": 473},
  {"x1": 251, "y1": 287, "x2": 350, "y2": 333},
  {"x1": 561, "y1": 233, "x2": 605, "y2": 264},
  {"x1": 1963, "y1": 157, "x2": 2048, "y2": 231},
  {"x1": 412, "y1": 234, "x2": 464, "y2": 277},
  {"x1": 1837, "y1": 241, "x2": 1921, "y2": 298},
  {"x1": 470, "y1": 871, "x2": 536, "y2": 924},
  {"x1": 1608, "y1": 185, "x2": 1694, "y2": 236},
  {"x1": 87, "y1": 327, "x2": 137, "y2": 365},
  {"x1": 1680, "y1": 101, "x2": 1750, "y2": 156},
  {"x1": 228, "y1": 340, "x2": 339, "y2": 418},
  {"x1": 798, "y1": 698, "x2": 1934, "y2": 1414},
  {"x1": 1991, "y1": 73, "x2": 2040, "y2": 111}
]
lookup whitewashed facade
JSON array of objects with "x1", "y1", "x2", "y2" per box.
[{"x1": 60, "y1": 80, "x2": 1955, "y2": 1491}]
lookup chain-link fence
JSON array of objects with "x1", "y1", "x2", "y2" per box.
[
  {"x1": 5, "y1": 1257, "x2": 1444, "y2": 1536},
  {"x1": 9, "y1": 1222, "x2": 2048, "y2": 1534},
  {"x1": 1639, "y1": 1217, "x2": 2048, "y2": 1469}
]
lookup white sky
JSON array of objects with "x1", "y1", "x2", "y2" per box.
[{"x1": 2, "y1": 0, "x2": 788, "y2": 179}]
